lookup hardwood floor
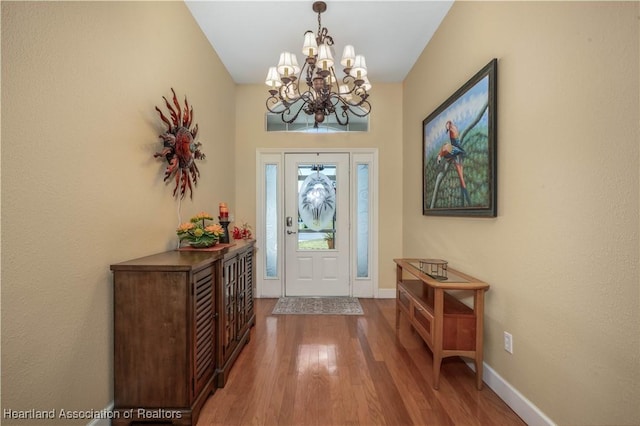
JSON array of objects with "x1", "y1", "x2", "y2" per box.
[{"x1": 197, "y1": 298, "x2": 525, "y2": 426}]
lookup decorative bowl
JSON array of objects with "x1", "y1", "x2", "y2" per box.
[{"x1": 189, "y1": 240, "x2": 217, "y2": 248}]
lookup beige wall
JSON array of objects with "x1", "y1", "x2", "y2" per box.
[
  {"x1": 235, "y1": 83, "x2": 403, "y2": 293},
  {"x1": 4, "y1": 1, "x2": 639, "y2": 425},
  {"x1": 403, "y1": 1, "x2": 639, "y2": 425},
  {"x1": 1, "y1": 2, "x2": 235, "y2": 424}
]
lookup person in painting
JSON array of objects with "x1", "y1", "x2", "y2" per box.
[{"x1": 438, "y1": 120, "x2": 471, "y2": 206}]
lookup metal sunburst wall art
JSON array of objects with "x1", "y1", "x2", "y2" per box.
[{"x1": 153, "y1": 88, "x2": 206, "y2": 199}]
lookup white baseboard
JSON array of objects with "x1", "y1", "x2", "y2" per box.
[
  {"x1": 376, "y1": 288, "x2": 397, "y2": 298},
  {"x1": 465, "y1": 360, "x2": 556, "y2": 426},
  {"x1": 85, "y1": 402, "x2": 113, "y2": 426},
  {"x1": 385, "y1": 288, "x2": 552, "y2": 424}
]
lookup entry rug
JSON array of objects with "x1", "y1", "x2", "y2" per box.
[{"x1": 272, "y1": 297, "x2": 364, "y2": 315}]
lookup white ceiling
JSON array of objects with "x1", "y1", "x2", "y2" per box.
[{"x1": 185, "y1": 0, "x2": 453, "y2": 85}]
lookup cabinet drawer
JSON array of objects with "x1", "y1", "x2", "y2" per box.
[
  {"x1": 412, "y1": 303, "x2": 434, "y2": 345},
  {"x1": 398, "y1": 288, "x2": 411, "y2": 313}
]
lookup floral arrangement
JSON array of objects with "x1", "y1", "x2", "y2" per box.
[
  {"x1": 232, "y1": 222, "x2": 253, "y2": 240},
  {"x1": 177, "y1": 212, "x2": 225, "y2": 248}
]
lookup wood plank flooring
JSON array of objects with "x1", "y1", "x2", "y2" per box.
[{"x1": 197, "y1": 298, "x2": 525, "y2": 426}]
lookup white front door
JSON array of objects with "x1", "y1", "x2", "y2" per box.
[{"x1": 284, "y1": 153, "x2": 350, "y2": 296}]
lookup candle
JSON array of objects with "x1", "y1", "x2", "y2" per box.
[{"x1": 219, "y1": 202, "x2": 229, "y2": 219}]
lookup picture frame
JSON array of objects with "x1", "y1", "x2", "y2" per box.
[{"x1": 422, "y1": 58, "x2": 497, "y2": 217}]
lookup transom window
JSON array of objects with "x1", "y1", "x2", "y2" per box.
[{"x1": 265, "y1": 102, "x2": 369, "y2": 132}]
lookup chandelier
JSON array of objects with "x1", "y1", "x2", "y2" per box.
[{"x1": 265, "y1": 1, "x2": 372, "y2": 129}]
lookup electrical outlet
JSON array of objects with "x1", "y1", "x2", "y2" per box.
[{"x1": 504, "y1": 332, "x2": 513, "y2": 354}]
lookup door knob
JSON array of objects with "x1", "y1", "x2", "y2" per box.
[{"x1": 287, "y1": 230, "x2": 297, "y2": 235}]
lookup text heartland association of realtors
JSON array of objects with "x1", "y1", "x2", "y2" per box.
[{"x1": 3, "y1": 408, "x2": 183, "y2": 420}]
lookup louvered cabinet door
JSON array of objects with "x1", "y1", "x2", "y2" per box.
[
  {"x1": 236, "y1": 252, "x2": 247, "y2": 338},
  {"x1": 192, "y1": 265, "x2": 215, "y2": 399},
  {"x1": 221, "y1": 255, "x2": 238, "y2": 361},
  {"x1": 245, "y1": 249, "x2": 254, "y2": 321},
  {"x1": 236, "y1": 246, "x2": 255, "y2": 338},
  {"x1": 216, "y1": 240, "x2": 256, "y2": 387}
]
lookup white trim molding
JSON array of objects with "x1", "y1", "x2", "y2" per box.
[
  {"x1": 465, "y1": 360, "x2": 556, "y2": 426},
  {"x1": 376, "y1": 288, "x2": 397, "y2": 299},
  {"x1": 256, "y1": 148, "x2": 380, "y2": 298}
]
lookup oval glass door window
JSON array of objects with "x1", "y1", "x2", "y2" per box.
[{"x1": 298, "y1": 171, "x2": 336, "y2": 231}]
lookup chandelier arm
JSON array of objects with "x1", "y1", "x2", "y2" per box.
[
  {"x1": 279, "y1": 81, "x2": 303, "y2": 104},
  {"x1": 266, "y1": 83, "x2": 297, "y2": 112},
  {"x1": 279, "y1": 99, "x2": 309, "y2": 125},
  {"x1": 346, "y1": 100, "x2": 372, "y2": 117},
  {"x1": 266, "y1": 87, "x2": 303, "y2": 115},
  {"x1": 266, "y1": 95, "x2": 286, "y2": 114},
  {"x1": 338, "y1": 75, "x2": 370, "y2": 101},
  {"x1": 331, "y1": 93, "x2": 371, "y2": 118},
  {"x1": 333, "y1": 95, "x2": 371, "y2": 111},
  {"x1": 296, "y1": 61, "x2": 310, "y2": 89},
  {"x1": 342, "y1": 73, "x2": 365, "y2": 88},
  {"x1": 299, "y1": 91, "x2": 316, "y2": 105},
  {"x1": 284, "y1": 90, "x2": 319, "y2": 123},
  {"x1": 334, "y1": 109, "x2": 350, "y2": 126},
  {"x1": 329, "y1": 67, "x2": 341, "y2": 91},
  {"x1": 353, "y1": 85, "x2": 368, "y2": 98},
  {"x1": 327, "y1": 95, "x2": 350, "y2": 126},
  {"x1": 324, "y1": 100, "x2": 348, "y2": 126},
  {"x1": 332, "y1": 113, "x2": 349, "y2": 126},
  {"x1": 340, "y1": 75, "x2": 367, "y2": 93},
  {"x1": 341, "y1": 73, "x2": 356, "y2": 86}
]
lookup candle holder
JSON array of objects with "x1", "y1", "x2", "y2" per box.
[
  {"x1": 218, "y1": 216, "x2": 231, "y2": 244},
  {"x1": 218, "y1": 217, "x2": 230, "y2": 244}
]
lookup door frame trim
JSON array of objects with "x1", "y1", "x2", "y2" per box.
[{"x1": 255, "y1": 148, "x2": 379, "y2": 298}]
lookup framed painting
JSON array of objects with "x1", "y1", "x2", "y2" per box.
[{"x1": 422, "y1": 58, "x2": 497, "y2": 217}]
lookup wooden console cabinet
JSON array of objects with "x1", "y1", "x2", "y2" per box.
[
  {"x1": 394, "y1": 258, "x2": 489, "y2": 390},
  {"x1": 110, "y1": 239, "x2": 255, "y2": 426}
]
